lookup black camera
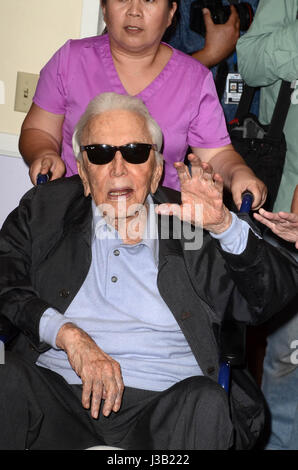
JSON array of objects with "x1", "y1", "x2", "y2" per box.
[{"x1": 190, "y1": 0, "x2": 254, "y2": 36}]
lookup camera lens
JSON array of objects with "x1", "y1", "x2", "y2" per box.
[
  {"x1": 189, "y1": 1, "x2": 254, "y2": 37},
  {"x1": 235, "y1": 3, "x2": 254, "y2": 31}
]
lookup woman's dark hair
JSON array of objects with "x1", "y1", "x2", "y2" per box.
[
  {"x1": 163, "y1": 1, "x2": 180, "y2": 42},
  {"x1": 100, "y1": 1, "x2": 180, "y2": 41}
]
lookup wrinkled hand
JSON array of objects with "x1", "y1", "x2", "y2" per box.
[
  {"x1": 56, "y1": 323, "x2": 124, "y2": 418},
  {"x1": 230, "y1": 168, "x2": 267, "y2": 210},
  {"x1": 254, "y1": 209, "x2": 298, "y2": 249},
  {"x1": 29, "y1": 153, "x2": 66, "y2": 185},
  {"x1": 155, "y1": 154, "x2": 232, "y2": 234},
  {"x1": 203, "y1": 6, "x2": 240, "y2": 65}
]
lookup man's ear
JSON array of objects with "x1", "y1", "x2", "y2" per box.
[
  {"x1": 150, "y1": 162, "x2": 163, "y2": 194},
  {"x1": 77, "y1": 159, "x2": 91, "y2": 197}
]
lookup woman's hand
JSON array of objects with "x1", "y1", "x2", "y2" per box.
[
  {"x1": 56, "y1": 323, "x2": 124, "y2": 419},
  {"x1": 29, "y1": 153, "x2": 66, "y2": 185},
  {"x1": 192, "y1": 6, "x2": 240, "y2": 68},
  {"x1": 192, "y1": 145, "x2": 268, "y2": 211},
  {"x1": 19, "y1": 104, "x2": 65, "y2": 184},
  {"x1": 230, "y1": 167, "x2": 267, "y2": 210}
]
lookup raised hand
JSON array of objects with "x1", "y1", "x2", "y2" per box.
[{"x1": 156, "y1": 154, "x2": 232, "y2": 234}]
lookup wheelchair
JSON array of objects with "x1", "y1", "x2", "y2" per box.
[{"x1": 0, "y1": 189, "x2": 262, "y2": 449}]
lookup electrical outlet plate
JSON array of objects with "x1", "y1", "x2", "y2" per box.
[{"x1": 14, "y1": 71, "x2": 39, "y2": 113}]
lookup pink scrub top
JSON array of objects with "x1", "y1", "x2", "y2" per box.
[{"x1": 33, "y1": 34, "x2": 230, "y2": 191}]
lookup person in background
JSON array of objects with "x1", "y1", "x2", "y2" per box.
[
  {"x1": 168, "y1": 0, "x2": 260, "y2": 122},
  {"x1": 19, "y1": 0, "x2": 266, "y2": 211},
  {"x1": 253, "y1": 185, "x2": 298, "y2": 450},
  {"x1": 236, "y1": 0, "x2": 298, "y2": 214},
  {"x1": 237, "y1": 2, "x2": 298, "y2": 447}
]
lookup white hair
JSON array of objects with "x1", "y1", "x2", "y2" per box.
[{"x1": 72, "y1": 92, "x2": 164, "y2": 165}]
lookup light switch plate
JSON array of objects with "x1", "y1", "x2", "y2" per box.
[{"x1": 14, "y1": 72, "x2": 39, "y2": 113}]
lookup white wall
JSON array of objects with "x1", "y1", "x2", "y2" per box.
[
  {"x1": 0, "y1": 0, "x2": 83, "y2": 136},
  {"x1": 0, "y1": 155, "x2": 32, "y2": 227}
]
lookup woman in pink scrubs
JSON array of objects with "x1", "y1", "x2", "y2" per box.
[{"x1": 19, "y1": 0, "x2": 266, "y2": 209}]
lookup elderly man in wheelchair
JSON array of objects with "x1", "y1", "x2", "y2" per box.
[{"x1": 0, "y1": 92, "x2": 297, "y2": 450}]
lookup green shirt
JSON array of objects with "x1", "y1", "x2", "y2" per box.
[{"x1": 237, "y1": 0, "x2": 298, "y2": 212}]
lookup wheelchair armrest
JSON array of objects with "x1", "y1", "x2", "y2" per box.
[{"x1": 0, "y1": 315, "x2": 19, "y2": 343}]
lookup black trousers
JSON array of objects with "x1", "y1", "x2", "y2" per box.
[{"x1": 0, "y1": 352, "x2": 234, "y2": 450}]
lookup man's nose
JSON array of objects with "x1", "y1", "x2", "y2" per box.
[
  {"x1": 110, "y1": 151, "x2": 128, "y2": 177},
  {"x1": 127, "y1": 0, "x2": 142, "y2": 17}
]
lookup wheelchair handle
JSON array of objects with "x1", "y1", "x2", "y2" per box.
[
  {"x1": 218, "y1": 362, "x2": 231, "y2": 394},
  {"x1": 36, "y1": 173, "x2": 49, "y2": 185}
]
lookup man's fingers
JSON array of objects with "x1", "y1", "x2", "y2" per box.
[
  {"x1": 82, "y1": 378, "x2": 93, "y2": 410},
  {"x1": 101, "y1": 377, "x2": 122, "y2": 417},
  {"x1": 174, "y1": 162, "x2": 191, "y2": 184},
  {"x1": 88, "y1": 361, "x2": 124, "y2": 418},
  {"x1": 82, "y1": 375, "x2": 120, "y2": 419},
  {"x1": 213, "y1": 173, "x2": 224, "y2": 192},
  {"x1": 187, "y1": 153, "x2": 204, "y2": 177},
  {"x1": 90, "y1": 379, "x2": 104, "y2": 419},
  {"x1": 201, "y1": 163, "x2": 214, "y2": 183},
  {"x1": 112, "y1": 364, "x2": 124, "y2": 412},
  {"x1": 112, "y1": 390, "x2": 124, "y2": 413}
]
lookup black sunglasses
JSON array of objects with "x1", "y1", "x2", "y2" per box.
[{"x1": 80, "y1": 142, "x2": 157, "y2": 165}]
